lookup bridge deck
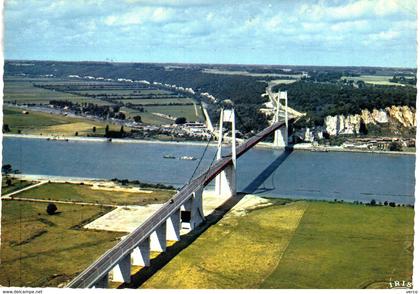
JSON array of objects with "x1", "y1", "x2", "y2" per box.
[{"x1": 67, "y1": 120, "x2": 286, "y2": 288}]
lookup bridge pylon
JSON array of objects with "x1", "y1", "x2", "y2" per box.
[
  {"x1": 273, "y1": 91, "x2": 288, "y2": 148},
  {"x1": 215, "y1": 107, "x2": 236, "y2": 197}
]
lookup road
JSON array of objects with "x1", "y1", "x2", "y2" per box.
[{"x1": 2, "y1": 196, "x2": 118, "y2": 208}]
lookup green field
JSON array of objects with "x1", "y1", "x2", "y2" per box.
[
  {"x1": 121, "y1": 107, "x2": 174, "y2": 125},
  {"x1": 3, "y1": 106, "x2": 124, "y2": 136},
  {"x1": 117, "y1": 98, "x2": 194, "y2": 105},
  {"x1": 14, "y1": 182, "x2": 174, "y2": 206},
  {"x1": 142, "y1": 199, "x2": 414, "y2": 289},
  {"x1": 121, "y1": 105, "x2": 203, "y2": 125},
  {"x1": 0, "y1": 200, "x2": 123, "y2": 287},
  {"x1": 202, "y1": 68, "x2": 303, "y2": 78},
  {"x1": 341, "y1": 75, "x2": 408, "y2": 86},
  {"x1": 72, "y1": 89, "x2": 172, "y2": 96},
  {"x1": 3, "y1": 78, "x2": 110, "y2": 105},
  {"x1": 144, "y1": 104, "x2": 203, "y2": 122},
  {"x1": 4, "y1": 76, "x2": 203, "y2": 129},
  {"x1": 268, "y1": 79, "x2": 298, "y2": 88}
]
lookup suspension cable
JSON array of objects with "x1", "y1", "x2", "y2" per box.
[{"x1": 188, "y1": 133, "x2": 214, "y2": 183}]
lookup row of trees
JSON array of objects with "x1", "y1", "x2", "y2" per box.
[
  {"x1": 389, "y1": 75, "x2": 417, "y2": 86},
  {"x1": 49, "y1": 100, "x2": 126, "y2": 120}
]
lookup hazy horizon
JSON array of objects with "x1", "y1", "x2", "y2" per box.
[
  {"x1": 5, "y1": 58, "x2": 417, "y2": 70},
  {"x1": 4, "y1": 0, "x2": 417, "y2": 68}
]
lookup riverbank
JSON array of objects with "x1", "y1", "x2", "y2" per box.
[
  {"x1": 289, "y1": 142, "x2": 416, "y2": 156},
  {"x1": 3, "y1": 133, "x2": 215, "y2": 147},
  {"x1": 8, "y1": 173, "x2": 105, "y2": 184},
  {"x1": 3, "y1": 133, "x2": 415, "y2": 155}
]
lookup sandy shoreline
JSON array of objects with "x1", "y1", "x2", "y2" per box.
[
  {"x1": 3, "y1": 133, "x2": 217, "y2": 147},
  {"x1": 3, "y1": 133, "x2": 415, "y2": 155},
  {"x1": 9, "y1": 173, "x2": 108, "y2": 184}
]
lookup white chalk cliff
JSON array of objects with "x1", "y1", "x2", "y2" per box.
[{"x1": 324, "y1": 106, "x2": 416, "y2": 136}]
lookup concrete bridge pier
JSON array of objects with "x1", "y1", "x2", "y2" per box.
[
  {"x1": 166, "y1": 208, "x2": 181, "y2": 241},
  {"x1": 92, "y1": 273, "x2": 109, "y2": 288},
  {"x1": 181, "y1": 187, "x2": 205, "y2": 231},
  {"x1": 131, "y1": 238, "x2": 151, "y2": 267},
  {"x1": 150, "y1": 222, "x2": 167, "y2": 252},
  {"x1": 190, "y1": 187, "x2": 205, "y2": 229},
  {"x1": 111, "y1": 254, "x2": 131, "y2": 283}
]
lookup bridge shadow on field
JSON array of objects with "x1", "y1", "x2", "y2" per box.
[
  {"x1": 241, "y1": 148, "x2": 293, "y2": 194},
  {"x1": 118, "y1": 192, "x2": 247, "y2": 289}
]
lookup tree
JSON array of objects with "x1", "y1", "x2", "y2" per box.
[
  {"x1": 2, "y1": 164, "x2": 12, "y2": 174},
  {"x1": 384, "y1": 201, "x2": 388, "y2": 206},
  {"x1": 105, "y1": 125, "x2": 109, "y2": 136},
  {"x1": 370, "y1": 199, "x2": 376, "y2": 206},
  {"x1": 175, "y1": 117, "x2": 187, "y2": 125},
  {"x1": 356, "y1": 80, "x2": 365, "y2": 88},
  {"x1": 389, "y1": 142, "x2": 403, "y2": 151},
  {"x1": 133, "y1": 115, "x2": 142, "y2": 123},
  {"x1": 92, "y1": 126, "x2": 96, "y2": 133},
  {"x1": 46, "y1": 203, "x2": 58, "y2": 215},
  {"x1": 359, "y1": 121, "x2": 368, "y2": 135},
  {"x1": 115, "y1": 112, "x2": 126, "y2": 120},
  {"x1": 3, "y1": 124, "x2": 10, "y2": 133},
  {"x1": 389, "y1": 202, "x2": 396, "y2": 207}
]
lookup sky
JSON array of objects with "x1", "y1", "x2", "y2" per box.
[{"x1": 3, "y1": 0, "x2": 418, "y2": 67}]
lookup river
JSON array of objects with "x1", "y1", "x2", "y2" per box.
[{"x1": 2, "y1": 137, "x2": 416, "y2": 204}]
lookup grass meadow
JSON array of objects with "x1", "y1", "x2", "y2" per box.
[
  {"x1": 142, "y1": 199, "x2": 414, "y2": 289},
  {"x1": 4, "y1": 76, "x2": 203, "y2": 129},
  {"x1": 14, "y1": 182, "x2": 174, "y2": 206},
  {"x1": 144, "y1": 104, "x2": 203, "y2": 122},
  {"x1": 3, "y1": 107, "x2": 124, "y2": 137},
  {"x1": 117, "y1": 98, "x2": 194, "y2": 105},
  {"x1": 3, "y1": 78, "x2": 109, "y2": 105},
  {"x1": 341, "y1": 75, "x2": 408, "y2": 86},
  {"x1": 0, "y1": 201, "x2": 123, "y2": 287},
  {"x1": 121, "y1": 107, "x2": 174, "y2": 125}
]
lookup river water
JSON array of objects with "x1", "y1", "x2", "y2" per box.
[{"x1": 2, "y1": 137, "x2": 416, "y2": 204}]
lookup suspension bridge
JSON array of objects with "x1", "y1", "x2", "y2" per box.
[{"x1": 67, "y1": 92, "x2": 295, "y2": 288}]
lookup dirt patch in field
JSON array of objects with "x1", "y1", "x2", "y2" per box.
[
  {"x1": 228, "y1": 194, "x2": 272, "y2": 216},
  {"x1": 82, "y1": 191, "x2": 256, "y2": 233},
  {"x1": 83, "y1": 204, "x2": 164, "y2": 232},
  {"x1": 91, "y1": 185, "x2": 153, "y2": 194}
]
